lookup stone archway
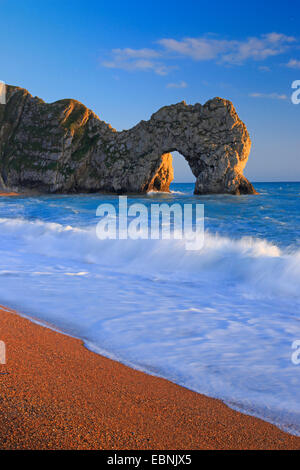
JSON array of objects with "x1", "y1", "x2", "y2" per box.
[
  {"x1": 1, "y1": 86, "x2": 256, "y2": 195},
  {"x1": 110, "y1": 98, "x2": 256, "y2": 195}
]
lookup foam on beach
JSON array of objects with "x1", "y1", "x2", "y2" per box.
[{"x1": 0, "y1": 182, "x2": 299, "y2": 435}]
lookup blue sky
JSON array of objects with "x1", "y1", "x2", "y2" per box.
[{"x1": 0, "y1": 0, "x2": 299, "y2": 182}]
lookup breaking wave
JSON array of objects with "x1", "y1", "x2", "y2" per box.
[
  {"x1": 0, "y1": 183, "x2": 300, "y2": 437},
  {"x1": 0, "y1": 216, "x2": 299, "y2": 301}
]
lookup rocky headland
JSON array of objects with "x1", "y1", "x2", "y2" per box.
[{"x1": 0, "y1": 85, "x2": 256, "y2": 195}]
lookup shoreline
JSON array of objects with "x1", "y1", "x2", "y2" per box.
[{"x1": 0, "y1": 305, "x2": 299, "y2": 450}]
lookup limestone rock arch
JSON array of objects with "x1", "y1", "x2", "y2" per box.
[{"x1": 0, "y1": 86, "x2": 256, "y2": 195}]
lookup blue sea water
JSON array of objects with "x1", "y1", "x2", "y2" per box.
[{"x1": 0, "y1": 182, "x2": 300, "y2": 434}]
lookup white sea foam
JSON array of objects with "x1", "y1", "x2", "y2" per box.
[{"x1": 0, "y1": 216, "x2": 299, "y2": 434}]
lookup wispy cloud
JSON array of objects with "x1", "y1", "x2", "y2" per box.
[
  {"x1": 166, "y1": 81, "x2": 187, "y2": 89},
  {"x1": 102, "y1": 47, "x2": 173, "y2": 75},
  {"x1": 158, "y1": 33, "x2": 296, "y2": 64},
  {"x1": 158, "y1": 37, "x2": 232, "y2": 61},
  {"x1": 286, "y1": 58, "x2": 300, "y2": 69},
  {"x1": 102, "y1": 33, "x2": 298, "y2": 75},
  {"x1": 249, "y1": 92, "x2": 288, "y2": 100},
  {"x1": 112, "y1": 48, "x2": 160, "y2": 59},
  {"x1": 258, "y1": 65, "x2": 271, "y2": 72}
]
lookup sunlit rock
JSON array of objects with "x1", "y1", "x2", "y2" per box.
[{"x1": 0, "y1": 85, "x2": 256, "y2": 194}]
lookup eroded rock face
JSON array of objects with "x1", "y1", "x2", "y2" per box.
[{"x1": 0, "y1": 85, "x2": 256, "y2": 194}]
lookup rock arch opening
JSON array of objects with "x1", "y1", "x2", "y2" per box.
[{"x1": 171, "y1": 151, "x2": 196, "y2": 184}]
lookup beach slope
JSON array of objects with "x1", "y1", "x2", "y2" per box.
[{"x1": 0, "y1": 307, "x2": 299, "y2": 450}]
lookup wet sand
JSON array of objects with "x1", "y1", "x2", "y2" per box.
[{"x1": 0, "y1": 306, "x2": 299, "y2": 450}]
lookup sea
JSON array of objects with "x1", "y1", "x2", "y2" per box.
[{"x1": 0, "y1": 182, "x2": 299, "y2": 435}]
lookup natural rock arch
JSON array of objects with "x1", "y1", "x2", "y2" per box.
[
  {"x1": 0, "y1": 86, "x2": 256, "y2": 195},
  {"x1": 102, "y1": 99, "x2": 255, "y2": 194}
]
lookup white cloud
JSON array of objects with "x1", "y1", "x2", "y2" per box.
[
  {"x1": 111, "y1": 48, "x2": 161, "y2": 59},
  {"x1": 158, "y1": 37, "x2": 232, "y2": 60},
  {"x1": 102, "y1": 47, "x2": 172, "y2": 75},
  {"x1": 102, "y1": 33, "x2": 298, "y2": 75},
  {"x1": 249, "y1": 92, "x2": 288, "y2": 100},
  {"x1": 286, "y1": 59, "x2": 300, "y2": 69},
  {"x1": 158, "y1": 33, "x2": 296, "y2": 64},
  {"x1": 166, "y1": 81, "x2": 187, "y2": 89}
]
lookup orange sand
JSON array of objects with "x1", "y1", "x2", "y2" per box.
[{"x1": 0, "y1": 306, "x2": 299, "y2": 450}]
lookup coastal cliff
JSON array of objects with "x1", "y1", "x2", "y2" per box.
[{"x1": 0, "y1": 85, "x2": 256, "y2": 195}]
